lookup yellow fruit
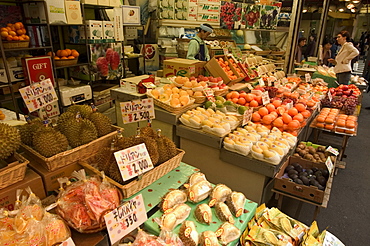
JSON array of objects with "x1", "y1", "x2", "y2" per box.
[
  {"x1": 0, "y1": 114, "x2": 5, "y2": 120},
  {"x1": 54, "y1": 56, "x2": 60, "y2": 60},
  {"x1": 1, "y1": 31, "x2": 8, "y2": 38},
  {"x1": 170, "y1": 98, "x2": 180, "y2": 107},
  {"x1": 172, "y1": 93, "x2": 180, "y2": 99},
  {"x1": 16, "y1": 29, "x2": 24, "y2": 35},
  {"x1": 179, "y1": 96, "x2": 189, "y2": 106},
  {"x1": 151, "y1": 89, "x2": 160, "y2": 99},
  {"x1": 12, "y1": 36, "x2": 19, "y2": 41},
  {"x1": 67, "y1": 56, "x2": 75, "y2": 59},
  {"x1": 8, "y1": 31, "x2": 16, "y2": 36}
]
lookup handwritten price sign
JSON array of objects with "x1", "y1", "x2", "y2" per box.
[
  {"x1": 19, "y1": 78, "x2": 58, "y2": 112},
  {"x1": 105, "y1": 194, "x2": 147, "y2": 245},
  {"x1": 114, "y1": 143, "x2": 154, "y2": 181},
  {"x1": 120, "y1": 99, "x2": 155, "y2": 124}
]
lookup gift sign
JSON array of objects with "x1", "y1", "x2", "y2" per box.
[
  {"x1": 325, "y1": 157, "x2": 334, "y2": 174},
  {"x1": 19, "y1": 78, "x2": 58, "y2": 112},
  {"x1": 305, "y1": 73, "x2": 311, "y2": 82},
  {"x1": 203, "y1": 88, "x2": 215, "y2": 102},
  {"x1": 262, "y1": 91, "x2": 270, "y2": 105},
  {"x1": 105, "y1": 194, "x2": 147, "y2": 245},
  {"x1": 114, "y1": 143, "x2": 154, "y2": 181},
  {"x1": 22, "y1": 56, "x2": 55, "y2": 86},
  {"x1": 242, "y1": 108, "x2": 253, "y2": 126},
  {"x1": 326, "y1": 146, "x2": 339, "y2": 156},
  {"x1": 120, "y1": 98, "x2": 155, "y2": 124},
  {"x1": 61, "y1": 237, "x2": 76, "y2": 246}
]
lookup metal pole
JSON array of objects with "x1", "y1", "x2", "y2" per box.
[
  {"x1": 286, "y1": 0, "x2": 305, "y2": 74},
  {"x1": 316, "y1": 0, "x2": 330, "y2": 57}
]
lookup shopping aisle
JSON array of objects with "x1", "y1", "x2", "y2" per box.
[{"x1": 269, "y1": 90, "x2": 370, "y2": 245}]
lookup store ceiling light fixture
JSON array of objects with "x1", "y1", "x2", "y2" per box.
[
  {"x1": 339, "y1": 8, "x2": 345, "y2": 11},
  {"x1": 353, "y1": 0, "x2": 360, "y2": 3},
  {"x1": 347, "y1": 3, "x2": 355, "y2": 9},
  {"x1": 302, "y1": 9, "x2": 308, "y2": 13},
  {"x1": 351, "y1": 8, "x2": 356, "y2": 12}
]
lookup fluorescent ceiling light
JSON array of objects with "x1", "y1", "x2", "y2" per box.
[
  {"x1": 303, "y1": 9, "x2": 308, "y2": 13},
  {"x1": 353, "y1": 0, "x2": 360, "y2": 3},
  {"x1": 347, "y1": 3, "x2": 355, "y2": 8},
  {"x1": 339, "y1": 8, "x2": 345, "y2": 11}
]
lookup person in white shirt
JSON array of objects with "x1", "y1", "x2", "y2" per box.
[{"x1": 328, "y1": 31, "x2": 359, "y2": 85}]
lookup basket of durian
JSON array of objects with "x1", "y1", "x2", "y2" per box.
[
  {"x1": 19, "y1": 105, "x2": 121, "y2": 171},
  {"x1": 79, "y1": 127, "x2": 185, "y2": 198},
  {"x1": 0, "y1": 122, "x2": 29, "y2": 189}
]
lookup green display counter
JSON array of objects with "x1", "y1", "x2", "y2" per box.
[{"x1": 312, "y1": 72, "x2": 338, "y2": 88}]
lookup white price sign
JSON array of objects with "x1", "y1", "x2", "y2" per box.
[
  {"x1": 242, "y1": 108, "x2": 253, "y2": 126},
  {"x1": 120, "y1": 99, "x2": 155, "y2": 124},
  {"x1": 262, "y1": 91, "x2": 270, "y2": 105},
  {"x1": 258, "y1": 78, "x2": 265, "y2": 86},
  {"x1": 328, "y1": 91, "x2": 333, "y2": 102},
  {"x1": 305, "y1": 73, "x2": 311, "y2": 82},
  {"x1": 105, "y1": 194, "x2": 147, "y2": 245},
  {"x1": 286, "y1": 101, "x2": 294, "y2": 110},
  {"x1": 326, "y1": 146, "x2": 339, "y2": 156},
  {"x1": 325, "y1": 157, "x2": 334, "y2": 174},
  {"x1": 114, "y1": 143, "x2": 154, "y2": 181},
  {"x1": 60, "y1": 238, "x2": 75, "y2": 246},
  {"x1": 203, "y1": 88, "x2": 215, "y2": 102},
  {"x1": 19, "y1": 78, "x2": 58, "y2": 112},
  {"x1": 323, "y1": 231, "x2": 345, "y2": 246}
]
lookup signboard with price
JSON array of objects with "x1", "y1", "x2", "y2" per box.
[
  {"x1": 120, "y1": 98, "x2": 155, "y2": 124},
  {"x1": 114, "y1": 143, "x2": 154, "y2": 181},
  {"x1": 19, "y1": 78, "x2": 58, "y2": 112},
  {"x1": 104, "y1": 194, "x2": 147, "y2": 245}
]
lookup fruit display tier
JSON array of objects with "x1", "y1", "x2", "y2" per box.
[{"x1": 144, "y1": 188, "x2": 257, "y2": 246}]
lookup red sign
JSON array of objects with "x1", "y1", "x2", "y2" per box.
[{"x1": 22, "y1": 56, "x2": 55, "y2": 86}]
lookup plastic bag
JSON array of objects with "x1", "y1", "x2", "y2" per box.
[
  {"x1": 132, "y1": 229, "x2": 164, "y2": 246},
  {"x1": 43, "y1": 212, "x2": 70, "y2": 246},
  {"x1": 158, "y1": 230, "x2": 184, "y2": 246}
]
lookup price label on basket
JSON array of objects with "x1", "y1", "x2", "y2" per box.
[
  {"x1": 326, "y1": 146, "x2": 339, "y2": 156},
  {"x1": 305, "y1": 73, "x2": 311, "y2": 82},
  {"x1": 105, "y1": 194, "x2": 147, "y2": 245},
  {"x1": 259, "y1": 78, "x2": 265, "y2": 87},
  {"x1": 242, "y1": 108, "x2": 254, "y2": 126},
  {"x1": 120, "y1": 98, "x2": 155, "y2": 124},
  {"x1": 114, "y1": 143, "x2": 154, "y2": 181},
  {"x1": 325, "y1": 156, "x2": 334, "y2": 174},
  {"x1": 60, "y1": 238, "x2": 75, "y2": 246},
  {"x1": 203, "y1": 88, "x2": 215, "y2": 102},
  {"x1": 262, "y1": 91, "x2": 270, "y2": 105},
  {"x1": 19, "y1": 78, "x2": 58, "y2": 112}
]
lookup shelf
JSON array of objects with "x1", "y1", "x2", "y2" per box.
[
  {"x1": 0, "y1": 0, "x2": 44, "y2": 3},
  {"x1": 158, "y1": 19, "x2": 221, "y2": 29},
  {"x1": 0, "y1": 92, "x2": 21, "y2": 102},
  {"x1": 83, "y1": 4, "x2": 114, "y2": 9},
  {"x1": 55, "y1": 62, "x2": 89, "y2": 69},
  {"x1": 50, "y1": 23, "x2": 84, "y2": 26},
  {"x1": 24, "y1": 23, "x2": 48, "y2": 26},
  {"x1": 245, "y1": 27, "x2": 290, "y2": 32},
  {"x1": 4, "y1": 46, "x2": 52, "y2": 52}
]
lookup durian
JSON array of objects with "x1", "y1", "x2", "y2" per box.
[
  {"x1": 0, "y1": 123, "x2": 21, "y2": 160},
  {"x1": 32, "y1": 126, "x2": 68, "y2": 158},
  {"x1": 62, "y1": 115, "x2": 98, "y2": 148},
  {"x1": 17, "y1": 117, "x2": 42, "y2": 146},
  {"x1": 96, "y1": 139, "x2": 119, "y2": 175},
  {"x1": 89, "y1": 111, "x2": 112, "y2": 137},
  {"x1": 155, "y1": 129, "x2": 177, "y2": 164},
  {"x1": 140, "y1": 121, "x2": 157, "y2": 139},
  {"x1": 56, "y1": 111, "x2": 75, "y2": 134},
  {"x1": 66, "y1": 104, "x2": 93, "y2": 118}
]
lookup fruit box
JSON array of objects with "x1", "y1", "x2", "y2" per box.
[
  {"x1": 163, "y1": 58, "x2": 206, "y2": 78},
  {"x1": 205, "y1": 55, "x2": 244, "y2": 85},
  {"x1": 274, "y1": 156, "x2": 332, "y2": 204}
]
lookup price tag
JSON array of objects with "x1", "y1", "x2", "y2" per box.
[
  {"x1": 325, "y1": 157, "x2": 334, "y2": 174},
  {"x1": 305, "y1": 73, "x2": 311, "y2": 82},
  {"x1": 286, "y1": 101, "x2": 294, "y2": 110},
  {"x1": 142, "y1": 82, "x2": 156, "y2": 89},
  {"x1": 242, "y1": 108, "x2": 253, "y2": 126},
  {"x1": 120, "y1": 99, "x2": 155, "y2": 124},
  {"x1": 114, "y1": 143, "x2": 154, "y2": 181},
  {"x1": 281, "y1": 78, "x2": 288, "y2": 84},
  {"x1": 223, "y1": 48, "x2": 229, "y2": 55},
  {"x1": 262, "y1": 91, "x2": 270, "y2": 105},
  {"x1": 259, "y1": 78, "x2": 265, "y2": 87},
  {"x1": 266, "y1": 77, "x2": 274, "y2": 86},
  {"x1": 60, "y1": 238, "x2": 75, "y2": 246},
  {"x1": 203, "y1": 88, "x2": 215, "y2": 102},
  {"x1": 326, "y1": 146, "x2": 339, "y2": 156},
  {"x1": 246, "y1": 83, "x2": 254, "y2": 91},
  {"x1": 328, "y1": 91, "x2": 333, "y2": 102},
  {"x1": 19, "y1": 78, "x2": 58, "y2": 112},
  {"x1": 323, "y1": 231, "x2": 345, "y2": 246},
  {"x1": 251, "y1": 89, "x2": 262, "y2": 97},
  {"x1": 105, "y1": 194, "x2": 147, "y2": 245}
]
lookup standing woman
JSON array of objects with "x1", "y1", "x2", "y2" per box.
[
  {"x1": 295, "y1": 37, "x2": 307, "y2": 64},
  {"x1": 328, "y1": 31, "x2": 359, "y2": 85},
  {"x1": 318, "y1": 39, "x2": 333, "y2": 66},
  {"x1": 186, "y1": 24, "x2": 213, "y2": 61}
]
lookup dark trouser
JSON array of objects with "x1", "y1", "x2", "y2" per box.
[{"x1": 336, "y1": 72, "x2": 351, "y2": 85}]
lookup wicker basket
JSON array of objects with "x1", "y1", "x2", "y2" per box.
[
  {"x1": 214, "y1": 88, "x2": 229, "y2": 96},
  {"x1": 192, "y1": 95, "x2": 207, "y2": 104},
  {"x1": 150, "y1": 96, "x2": 199, "y2": 114},
  {"x1": 0, "y1": 153, "x2": 29, "y2": 189},
  {"x1": 80, "y1": 149, "x2": 185, "y2": 198},
  {"x1": 54, "y1": 58, "x2": 78, "y2": 67},
  {"x1": 3, "y1": 41, "x2": 29, "y2": 49},
  {"x1": 20, "y1": 126, "x2": 122, "y2": 171}
]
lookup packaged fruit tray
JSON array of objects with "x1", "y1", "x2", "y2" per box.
[
  {"x1": 310, "y1": 116, "x2": 358, "y2": 136},
  {"x1": 293, "y1": 141, "x2": 337, "y2": 165}
]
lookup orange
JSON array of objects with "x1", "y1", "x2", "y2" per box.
[
  {"x1": 237, "y1": 97, "x2": 246, "y2": 105},
  {"x1": 71, "y1": 50, "x2": 79, "y2": 57},
  {"x1": 16, "y1": 29, "x2": 24, "y2": 35},
  {"x1": 65, "y1": 49, "x2": 72, "y2": 56},
  {"x1": 345, "y1": 120, "x2": 356, "y2": 129},
  {"x1": 56, "y1": 50, "x2": 62, "y2": 57},
  {"x1": 8, "y1": 31, "x2": 16, "y2": 36},
  {"x1": 67, "y1": 56, "x2": 75, "y2": 59},
  {"x1": 347, "y1": 116, "x2": 357, "y2": 122},
  {"x1": 18, "y1": 37, "x2": 24, "y2": 41},
  {"x1": 324, "y1": 117, "x2": 334, "y2": 124},
  {"x1": 0, "y1": 27, "x2": 7, "y2": 32},
  {"x1": 250, "y1": 100, "x2": 259, "y2": 107},
  {"x1": 325, "y1": 124, "x2": 334, "y2": 130},
  {"x1": 226, "y1": 92, "x2": 232, "y2": 99},
  {"x1": 301, "y1": 110, "x2": 311, "y2": 118},
  {"x1": 282, "y1": 113, "x2": 292, "y2": 124},
  {"x1": 287, "y1": 107, "x2": 298, "y2": 117},
  {"x1": 47, "y1": 51, "x2": 54, "y2": 57},
  {"x1": 0, "y1": 31, "x2": 8, "y2": 38},
  {"x1": 61, "y1": 56, "x2": 68, "y2": 59},
  {"x1": 287, "y1": 120, "x2": 300, "y2": 130},
  {"x1": 316, "y1": 116, "x2": 326, "y2": 123},
  {"x1": 11, "y1": 36, "x2": 19, "y2": 41},
  {"x1": 272, "y1": 100, "x2": 282, "y2": 108},
  {"x1": 59, "y1": 50, "x2": 69, "y2": 57},
  {"x1": 6, "y1": 23, "x2": 12, "y2": 27},
  {"x1": 231, "y1": 98, "x2": 239, "y2": 104},
  {"x1": 263, "y1": 124, "x2": 272, "y2": 130},
  {"x1": 336, "y1": 119, "x2": 346, "y2": 127},
  {"x1": 255, "y1": 96, "x2": 262, "y2": 105},
  {"x1": 266, "y1": 103, "x2": 275, "y2": 113},
  {"x1": 245, "y1": 93, "x2": 255, "y2": 102},
  {"x1": 270, "y1": 111, "x2": 278, "y2": 119},
  {"x1": 15, "y1": 22, "x2": 23, "y2": 28},
  {"x1": 14, "y1": 23, "x2": 21, "y2": 30},
  {"x1": 54, "y1": 56, "x2": 60, "y2": 60},
  {"x1": 316, "y1": 122, "x2": 325, "y2": 128},
  {"x1": 230, "y1": 91, "x2": 239, "y2": 99},
  {"x1": 345, "y1": 129, "x2": 355, "y2": 134},
  {"x1": 6, "y1": 36, "x2": 12, "y2": 41},
  {"x1": 273, "y1": 117, "x2": 284, "y2": 128},
  {"x1": 276, "y1": 106, "x2": 285, "y2": 116},
  {"x1": 295, "y1": 103, "x2": 306, "y2": 112},
  {"x1": 258, "y1": 107, "x2": 269, "y2": 117},
  {"x1": 262, "y1": 114, "x2": 274, "y2": 125},
  {"x1": 252, "y1": 112, "x2": 261, "y2": 122},
  {"x1": 293, "y1": 113, "x2": 304, "y2": 123},
  {"x1": 23, "y1": 35, "x2": 30, "y2": 41}
]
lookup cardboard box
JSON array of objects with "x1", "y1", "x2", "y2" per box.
[
  {"x1": 23, "y1": 2, "x2": 47, "y2": 23},
  {"x1": 197, "y1": 3, "x2": 221, "y2": 13},
  {"x1": 273, "y1": 156, "x2": 332, "y2": 204},
  {"x1": 198, "y1": 0, "x2": 220, "y2": 3},
  {"x1": 98, "y1": 0, "x2": 110, "y2": 5},
  {"x1": 113, "y1": 7, "x2": 124, "y2": 41},
  {"x1": 0, "y1": 67, "x2": 24, "y2": 83},
  {"x1": 80, "y1": 20, "x2": 103, "y2": 43},
  {"x1": 65, "y1": 1, "x2": 83, "y2": 25},
  {"x1": 204, "y1": 55, "x2": 243, "y2": 85},
  {"x1": 110, "y1": 0, "x2": 121, "y2": 7},
  {"x1": 188, "y1": 4, "x2": 198, "y2": 21},
  {"x1": 81, "y1": 0, "x2": 97, "y2": 3},
  {"x1": 122, "y1": 5, "x2": 141, "y2": 25},
  {"x1": 28, "y1": 160, "x2": 82, "y2": 196},
  {"x1": 45, "y1": 0, "x2": 67, "y2": 24},
  {"x1": 197, "y1": 13, "x2": 220, "y2": 22},
  {"x1": 0, "y1": 168, "x2": 45, "y2": 211},
  {"x1": 102, "y1": 21, "x2": 115, "y2": 42},
  {"x1": 163, "y1": 58, "x2": 205, "y2": 78}
]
